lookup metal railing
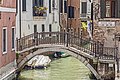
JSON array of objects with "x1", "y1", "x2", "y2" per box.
[{"x1": 16, "y1": 32, "x2": 116, "y2": 60}]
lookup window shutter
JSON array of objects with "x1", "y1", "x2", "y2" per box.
[
  {"x1": 33, "y1": 0, "x2": 37, "y2": 6},
  {"x1": 42, "y1": 24, "x2": 45, "y2": 32},
  {"x1": 68, "y1": 6, "x2": 74, "y2": 18},
  {"x1": 72, "y1": 7, "x2": 74, "y2": 18},
  {"x1": 22, "y1": 0, "x2": 26, "y2": 11},
  {"x1": 64, "y1": 1, "x2": 67, "y2": 13},
  {"x1": 59, "y1": 0, "x2": 63, "y2": 13},
  {"x1": 118, "y1": 0, "x2": 120, "y2": 18},
  {"x1": 39, "y1": 0, "x2": 43, "y2": 7},
  {"x1": 12, "y1": 28, "x2": 15, "y2": 49},
  {"x1": 81, "y1": 2, "x2": 87, "y2": 14},
  {"x1": 49, "y1": 0, "x2": 51, "y2": 13},
  {"x1": 100, "y1": 0, "x2": 106, "y2": 18}
]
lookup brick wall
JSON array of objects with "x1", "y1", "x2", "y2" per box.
[
  {"x1": 68, "y1": 0, "x2": 81, "y2": 34},
  {"x1": 0, "y1": 0, "x2": 16, "y2": 8}
]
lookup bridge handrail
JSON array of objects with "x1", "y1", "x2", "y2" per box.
[{"x1": 16, "y1": 32, "x2": 116, "y2": 60}]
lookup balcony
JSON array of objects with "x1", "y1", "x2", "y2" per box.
[{"x1": 33, "y1": 6, "x2": 47, "y2": 17}]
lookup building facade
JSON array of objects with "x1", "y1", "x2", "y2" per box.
[
  {"x1": 79, "y1": 0, "x2": 91, "y2": 37},
  {"x1": 80, "y1": 0, "x2": 91, "y2": 20},
  {"x1": 60, "y1": 0, "x2": 81, "y2": 34},
  {"x1": 0, "y1": 0, "x2": 16, "y2": 79},
  {"x1": 93, "y1": 0, "x2": 120, "y2": 47},
  {"x1": 93, "y1": 0, "x2": 120, "y2": 79},
  {"x1": 68, "y1": 0, "x2": 81, "y2": 34},
  {"x1": 16, "y1": 0, "x2": 60, "y2": 38},
  {"x1": 59, "y1": 0, "x2": 67, "y2": 32}
]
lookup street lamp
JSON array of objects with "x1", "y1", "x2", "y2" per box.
[
  {"x1": 67, "y1": 0, "x2": 72, "y2": 47},
  {"x1": 19, "y1": 0, "x2": 22, "y2": 38}
]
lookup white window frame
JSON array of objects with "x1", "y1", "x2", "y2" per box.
[
  {"x1": 12, "y1": 27, "x2": 15, "y2": 51},
  {"x1": 2, "y1": 27, "x2": 7, "y2": 54},
  {"x1": 81, "y1": 1, "x2": 87, "y2": 17}
]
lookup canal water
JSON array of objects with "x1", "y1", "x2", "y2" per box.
[{"x1": 19, "y1": 57, "x2": 93, "y2": 80}]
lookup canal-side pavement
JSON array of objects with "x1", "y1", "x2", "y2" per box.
[{"x1": 0, "y1": 61, "x2": 16, "y2": 80}]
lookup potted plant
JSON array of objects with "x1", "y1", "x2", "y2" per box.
[{"x1": 34, "y1": 6, "x2": 47, "y2": 16}]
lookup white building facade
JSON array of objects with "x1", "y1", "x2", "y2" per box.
[
  {"x1": 16, "y1": 0, "x2": 60, "y2": 38},
  {"x1": 80, "y1": 0, "x2": 91, "y2": 20}
]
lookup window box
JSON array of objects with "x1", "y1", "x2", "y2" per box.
[{"x1": 33, "y1": 6, "x2": 47, "y2": 17}]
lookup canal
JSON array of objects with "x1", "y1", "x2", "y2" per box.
[{"x1": 19, "y1": 57, "x2": 94, "y2": 80}]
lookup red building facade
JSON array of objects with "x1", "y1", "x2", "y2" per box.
[
  {"x1": 0, "y1": 0, "x2": 16, "y2": 79},
  {"x1": 60, "y1": 0, "x2": 81, "y2": 34}
]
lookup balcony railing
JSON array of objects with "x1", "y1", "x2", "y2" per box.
[{"x1": 33, "y1": 6, "x2": 47, "y2": 17}]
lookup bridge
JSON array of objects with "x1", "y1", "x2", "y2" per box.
[{"x1": 16, "y1": 32, "x2": 117, "y2": 80}]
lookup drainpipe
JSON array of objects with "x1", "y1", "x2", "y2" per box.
[
  {"x1": 70, "y1": 0, "x2": 72, "y2": 34},
  {"x1": 19, "y1": 0, "x2": 21, "y2": 38},
  {"x1": 91, "y1": 0, "x2": 93, "y2": 36},
  {"x1": 59, "y1": 0, "x2": 62, "y2": 32},
  {"x1": 66, "y1": 0, "x2": 69, "y2": 47}
]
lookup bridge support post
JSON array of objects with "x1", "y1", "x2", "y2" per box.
[
  {"x1": 66, "y1": 32, "x2": 69, "y2": 47},
  {"x1": 35, "y1": 32, "x2": 38, "y2": 46}
]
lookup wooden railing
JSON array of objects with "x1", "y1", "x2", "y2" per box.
[{"x1": 16, "y1": 32, "x2": 116, "y2": 60}]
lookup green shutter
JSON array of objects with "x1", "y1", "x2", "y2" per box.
[{"x1": 100, "y1": 0, "x2": 106, "y2": 18}]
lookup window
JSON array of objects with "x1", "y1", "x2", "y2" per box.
[
  {"x1": 81, "y1": 2, "x2": 87, "y2": 13},
  {"x1": 34, "y1": 0, "x2": 38, "y2": 6},
  {"x1": 105, "y1": 0, "x2": 115, "y2": 17},
  {"x1": 49, "y1": 0, "x2": 51, "y2": 13},
  {"x1": 52, "y1": 0, "x2": 55, "y2": 9},
  {"x1": 39, "y1": 0, "x2": 43, "y2": 7},
  {"x1": 49, "y1": 24, "x2": 52, "y2": 36},
  {"x1": 0, "y1": 0, "x2": 3, "y2": 4},
  {"x1": 34, "y1": 25, "x2": 37, "y2": 33},
  {"x1": 106, "y1": 0, "x2": 115, "y2": 18},
  {"x1": 33, "y1": 0, "x2": 45, "y2": 16},
  {"x1": 49, "y1": 24, "x2": 52, "y2": 32},
  {"x1": 2, "y1": 27, "x2": 7, "y2": 53},
  {"x1": 22, "y1": 0, "x2": 26, "y2": 11},
  {"x1": 64, "y1": 0, "x2": 67, "y2": 13},
  {"x1": 101, "y1": 0, "x2": 116, "y2": 18},
  {"x1": 81, "y1": 2, "x2": 87, "y2": 17},
  {"x1": 16, "y1": 0, "x2": 18, "y2": 13},
  {"x1": 59, "y1": 0, "x2": 63, "y2": 13},
  {"x1": 34, "y1": 25, "x2": 37, "y2": 38},
  {"x1": 0, "y1": 12, "x2": 1, "y2": 19},
  {"x1": 12, "y1": 28, "x2": 15, "y2": 49},
  {"x1": 33, "y1": 0, "x2": 43, "y2": 7},
  {"x1": 68, "y1": 6, "x2": 74, "y2": 18},
  {"x1": 106, "y1": 1, "x2": 111, "y2": 17},
  {"x1": 42, "y1": 24, "x2": 45, "y2": 37},
  {"x1": 42, "y1": 24, "x2": 45, "y2": 32}
]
